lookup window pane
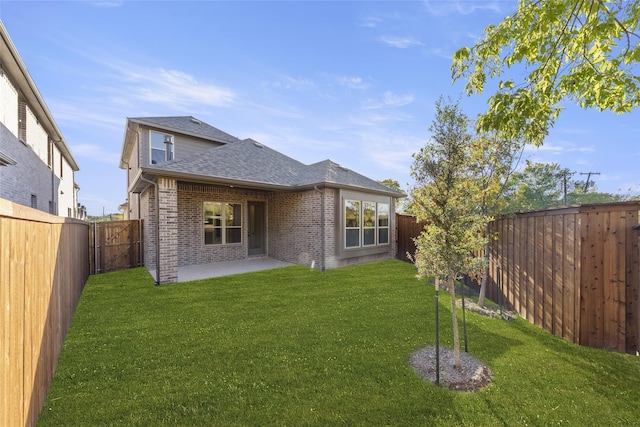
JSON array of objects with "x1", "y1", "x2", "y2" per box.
[
  {"x1": 345, "y1": 200, "x2": 360, "y2": 228},
  {"x1": 378, "y1": 228, "x2": 389, "y2": 244},
  {"x1": 378, "y1": 203, "x2": 389, "y2": 227},
  {"x1": 151, "y1": 148, "x2": 165, "y2": 165},
  {"x1": 346, "y1": 229, "x2": 360, "y2": 248},
  {"x1": 363, "y1": 202, "x2": 376, "y2": 227},
  {"x1": 226, "y1": 204, "x2": 242, "y2": 226},
  {"x1": 204, "y1": 202, "x2": 222, "y2": 224},
  {"x1": 205, "y1": 229, "x2": 222, "y2": 245},
  {"x1": 150, "y1": 131, "x2": 173, "y2": 163},
  {"x1": 363, "y1": 228, "x2": 375, "y2": 246},
  {"x1": 226, "y1": 228, "x2": 242, "y2": 244}
]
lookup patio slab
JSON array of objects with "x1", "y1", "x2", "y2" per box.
[{"x1": 175, "y1": 257, "x2": 294, "y2": 282}]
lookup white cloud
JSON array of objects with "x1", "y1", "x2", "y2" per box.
[
  {"x1": 119, "y1": 67, "x2": 237, "y2": 109},
  {"x1": 338, "y1": 76, "x2": 369, "y2": 90},
  {"x1": 360, "y1": 16, "x2": 383, "y2": 28},
  {"x1": 379, "y1": 36, "x2": 423, "y2": 49},
  {"x1": 269, "y1": 75, "x2": 315, "y2": 91},
  {"x1": 423, "y1": 0, "x2": 508, "y2": 17},
  {"x1": 532, "y1": 142, "x2": 595, "y2": 154},
  {"x1": 364, "y1": 91, "x2": 415, "y2": 110},
  {"x1": 84, "y1": 0, "x2": 123, "y2": 8}
]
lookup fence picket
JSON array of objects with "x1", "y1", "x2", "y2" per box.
[{"x1": 396, "y1": 202, "x2": 640, "y2": 354}]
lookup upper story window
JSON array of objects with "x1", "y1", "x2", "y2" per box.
[
  {"x1": 18, "y1": 100, "x2": 27, "y2": 143},
  {"x1": 150, "y1": 131, "x2": 174, "y2": 165}
]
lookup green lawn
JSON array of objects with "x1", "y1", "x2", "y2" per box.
[{"x1": 38, "y1": 260, "x2": 640, "y2": 426}]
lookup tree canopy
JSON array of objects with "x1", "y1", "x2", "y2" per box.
[{"x1": 452, "y1": 0, "x2": 640, "y2": 146}]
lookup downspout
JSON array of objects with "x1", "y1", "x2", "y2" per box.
[
  {"x1": 130, "y1": 119, "x2": 159, "y2": 284},
  {"x1": 125, "y1": 125, "x2": 144, "y2": 268},
  {"x1": 140, "y1": 176, "x2": 160, "y2": 286},
  {"x1": 50, "y1": 138, "x2": 56, "y2": 214},
  {"x1": 314, "y1": 185, "x2": 325, "y2": 271}
]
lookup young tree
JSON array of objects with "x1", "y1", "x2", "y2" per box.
[
  {"x1": 452, "y1": 0, "x2": 640, "y2": 146},
  {"x1": 411, "y1": 97, "x2": 487, "y2": 369},
  {"x1": 467, "y1": 130, "x2": 525, "y2": 307}
]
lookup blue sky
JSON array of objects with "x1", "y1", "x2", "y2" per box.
[{"x1": 2, "y1": 1, "x2": 638, "y2": 216}]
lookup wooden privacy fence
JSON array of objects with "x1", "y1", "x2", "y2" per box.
[
  {"x1": 397, "y1": 202, "x2": 640, "y2": 354},
  {"x1": 396, "y1": 213, "x2": 423, "y2": 263},
  {"x1": 89, "y1": 220, "x2": 142, "y2": 274},
  {"x1": 478, "y1": 202, "x2": 640, "y2": 354},
  {"x1": 0, "y1": 198, "x2": 89, "y2": 427}
]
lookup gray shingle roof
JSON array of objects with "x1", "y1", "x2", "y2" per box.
[
  {"x1": 129, "y1": 116, "x2": 240, "y2": 144},
  {"x1": 150, "y1": 138, "x2": 401, "y2": 195},
  {"x1": 135, "y1": 117, "x2": 402, "y2": 196}
]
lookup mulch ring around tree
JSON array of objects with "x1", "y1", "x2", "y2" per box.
[{"x1": 409, "y1": 346, "x2": 492, "y2": 392}]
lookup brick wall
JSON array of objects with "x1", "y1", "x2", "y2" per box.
[
  {"x1": 269, "y1": 189, "x2": 325, "y2": 267},
  {"x1": 140, "y1": 187, "x2": 155, "y2": 272},
  {"x1": 178, "y1": 183, "x2": 268, "y2": 266},
  {"x1": 0, "y1": 122, "x2": 58, "y2": 213},
  {"x1": 157, "y1": 178, "x2": 178, "y2": 283},
  {"x1": 143, "y1": 180, "x2": 397, "y2": 282}
]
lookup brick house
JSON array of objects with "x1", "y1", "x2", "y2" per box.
[
  {"x1": 0, "y1": 22, "x2": 83, "y2": 218},
  {"x1": 120, "y1": 116, "x2": 403, "y2": 284}
]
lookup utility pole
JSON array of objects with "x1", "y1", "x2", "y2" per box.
[
  {"x1": 562, "y1": 171, "x2": 576, "y2": 206},
  {"x1": 580, "y1": 171, "x2": 601, "y2": 192}
]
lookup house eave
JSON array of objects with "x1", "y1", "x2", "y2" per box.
[
  {"x1": 130, "y1": 169, "x2": 404, "y2": 198},
  {"x1": 128, "y1": 117, "x2": 237, "y2": 145}
]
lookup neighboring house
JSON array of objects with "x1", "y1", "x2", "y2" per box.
[
  {"x1": 120, "y1": 116, "x2": 404, "y2": 284},
  {"x1": 0, "y1": 21, "x2": 81, "y2": 217}
]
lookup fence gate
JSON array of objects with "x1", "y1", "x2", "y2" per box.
[
  {"x1": 89, "y1": 220, "x2": 143, "y2": 273},
  {"x1": 396, "y1": 213, "x2": 424, "y2": 263}
]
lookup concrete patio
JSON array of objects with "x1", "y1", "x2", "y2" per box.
[{"x1": 149, "y1": 257, "x2": 294, "y2": 283}]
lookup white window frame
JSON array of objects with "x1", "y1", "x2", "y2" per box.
[
  {"x1": 377, "y1": 202, "x2": 390, "y2": 245},
  {"x1": 343, "y1": 199, "x2": 391, "y2": 250},
  {"x1": 344, "y1": 200, "x2": 361, "y2": 248},
  {"x1": 150, "y1": 131, "x2": 174, "y2": 165},
  {"x1": 362, "y1": 201, "x2": 377, "y2": 246},
  {"x1": 203, "y1": 202, "x2": 242, "y2": 245}
]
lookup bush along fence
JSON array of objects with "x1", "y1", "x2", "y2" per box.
[
  {"x1": 89, "y1": 219, "x2": 143, "y2": 274},
  {"x1": 397, "y1": 202, "x2": 640, "y2": 354},
  {"x1": 0, "y1": 198, "x2": 89, "y2": 427}
]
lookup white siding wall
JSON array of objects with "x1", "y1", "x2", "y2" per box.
[
  {"x1": 26, "y1": 106, "x2": 48, "y2": 163},
  {"x1": 59, "y1": 159, "x2": 75, "y2": 216},
  {"x1": 0, "y1": 73, "x2": 18, "y2": 135}
]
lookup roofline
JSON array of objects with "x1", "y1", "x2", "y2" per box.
[
  {"x1": 127, "y1": 117, "x2": 238, "y2": 144},
  {"x1": 0, "y1": 21, "x2": 79, "y2": 171},
  {"x1": 131, "y1": 168, "x2": 404, "y2": 197}
]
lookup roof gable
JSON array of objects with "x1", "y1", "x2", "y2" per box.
[
  {"x1": 129, "y1": 116, "x2": 240, "y2": 144},
  {"x1": 130, "y1": 116, "x2": 403, "y2": 196}
]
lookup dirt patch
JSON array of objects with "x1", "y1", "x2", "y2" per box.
[{"x1": 409, "y1": 346, "x2": 492, "y2": 391}]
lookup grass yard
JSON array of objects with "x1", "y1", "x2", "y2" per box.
[{"x1": 38, "y1": 260, "x2": 640, "y2": 426}]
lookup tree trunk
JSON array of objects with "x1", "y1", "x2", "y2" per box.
[
  {"x1": 477, "y1": 225, "x2": 490, "y2": 308},
  {"x1": 447, "y1": 275, "x2": 461, "y2": 370}
]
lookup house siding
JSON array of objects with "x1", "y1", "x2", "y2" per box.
[
  {"x1": 140, "y1": 187, "x2": 155, "y2": 272},
  {"x1": 147, "y1": 181, "x2": 396, "y2": 283},
  {"x1": 177, "y1": 183, "x2": 269, "y2": 267},
  {"x1": 137, "y1": 127, "x2": 225, "y2": 168},
  {"x1": 158, "y1": 177, "x2": 178, "y2": 283},
  {"x1": 269, "y1": 189, "x2": 324, "y2": 267},
  {"x1": 0, "y1": 28, "x2": 79, "y2": 217},
  {"x1": 0, "y1": 122, "x2": 58, "y2": 212}
]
